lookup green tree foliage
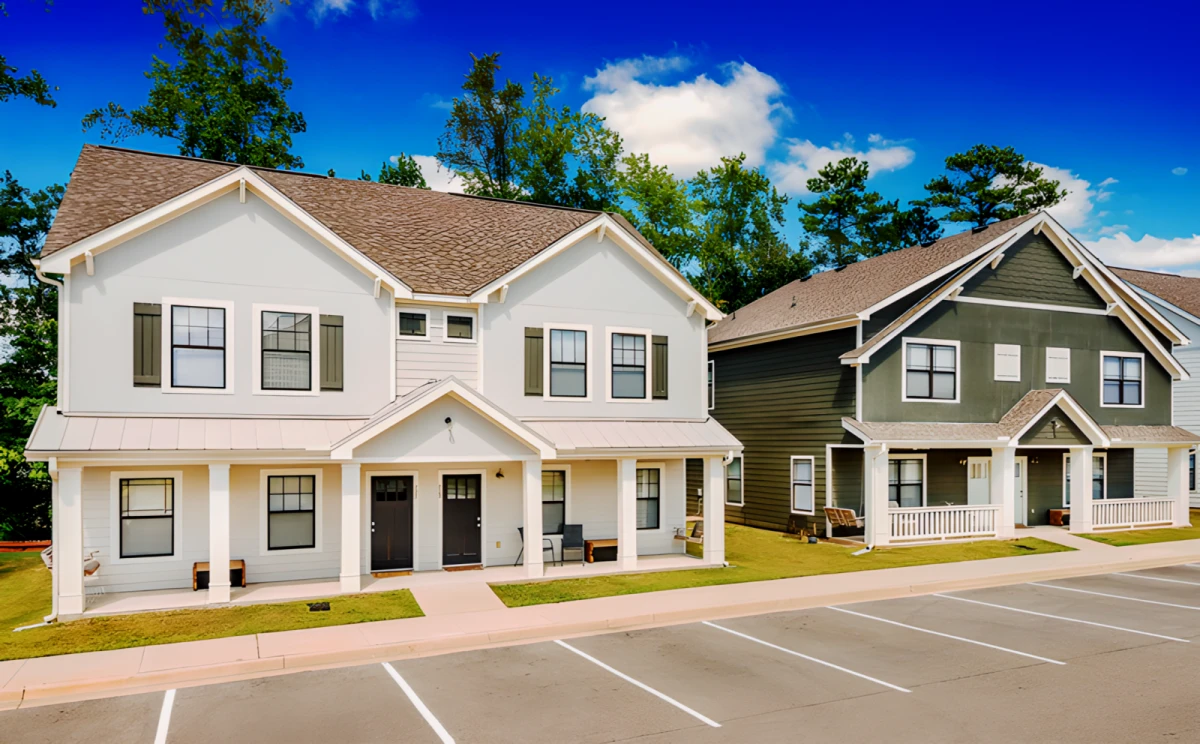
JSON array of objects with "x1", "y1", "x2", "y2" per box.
[
  {"x1": 689, "y1": 154, "x2": 810, "y2": 310},
  {"x1": 0, "y1": 172, "x2": 61, "y2": 539},
  {"x1": 436, "y1": 53, "x2": 524, "y2": 199},
  {"x1": 923, "y1": 144, "x2": 1066, "y2": 227},
  {"x1": 800, "y1": 157, "x2": 943, "y2": 269},
  {"x1": 615, "y1": 153, "x2": 696, "y2": 268},
  {"x1": 82, "y1": 0, "x2": 306, "y2": 169},
  {"x1": 0, "y1": 1, "x2": 57, "y2": 107},
  {"x1": 359, "y1": 153, "x2": 429, "y2": 189}
]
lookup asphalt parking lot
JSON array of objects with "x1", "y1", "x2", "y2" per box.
[{"x1": 7, "y1": 564, "x2": 1200, "y2": 744}]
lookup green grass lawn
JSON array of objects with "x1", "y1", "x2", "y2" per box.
[
  {"x1": 0, "y1": 553, "x2": 423, "y2": 662},
  {"x1": 1081, "y1": 509, "x2": 1200, "y2": 547},
  {"x1": 491, "y1": 524, "x2": 1072, "y2": 608}
]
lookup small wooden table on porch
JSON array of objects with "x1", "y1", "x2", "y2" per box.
[
  {"x1": 584, "y1": 539, "x2": 618, "y2": 563},
  {"x1": 1049, "y1": 508, "x2": 1070, "y2": 527},
  {"x1": 192, "y1": 559, "x2": 248, "y2": 591}
]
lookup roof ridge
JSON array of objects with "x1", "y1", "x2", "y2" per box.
[
  {"x1": 448, "y1": 190, "x2": 604, "y2": 216},
  {"x1": 92, "y1": 144, "x2": 329, "y2": 179}
]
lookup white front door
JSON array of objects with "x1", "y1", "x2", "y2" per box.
[
  {"x1": 967, "y1": 457, "x2": 991, "y2": 505},
  {"x1": 1014, "y1": 456, "x2": 1028, "y2": 526}
]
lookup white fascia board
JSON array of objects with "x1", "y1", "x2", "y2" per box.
[
  {"x1": 1008, "y1": 390, "x2": 1111, "y2": 447},
  {"x1": 331, "y1": 379, "x2": 556, "y2": 460},
  {"x1": 840, "y1": 418, "x2": 874, "y2": 445},
  {"x1": 469, "y1": 214, "x2": 723, "y2": 321},
  {"x1": 40, "y1": 167, "x2": 412, "y2": 299},
  {"x1": 1127, "y1": 285, "x2": 1200, "y2": 340}
]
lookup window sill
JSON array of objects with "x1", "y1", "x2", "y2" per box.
[
  {"x1": 253, "y1": 388, "x2": 320, "y2": 397},
  {"x1": 162, "y1": 386, "x2": 235, "y2": 395},
  {"x1": 259, "y1": 545, "x2": 323, "y2": 557},
  {"x1": 901, "y1": 397, "x2": 959, "y2": 404},
  {"x1": 397, "y1": 335, "x2": 432, "y2": 342},
  {"x1": 791, "y1": 509, "x2": 816, "y2": 516},
  {"x1": 111, "y1": 553, "x2": 184, "y2": 566}
]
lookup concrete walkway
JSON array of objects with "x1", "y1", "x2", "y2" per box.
[
  {"x1": 5, "y1": 536, "x2": 1200, "y2": 710},
  {"x1": 1021, "y1": 525, "x2": 1117, "y2": 551}
]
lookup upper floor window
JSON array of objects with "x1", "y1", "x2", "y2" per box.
[
  {"x1": 446, "y1": 313, "x2": 474, "y2": 342},
  {"x1": 398, "y1": 310, "x2": 428, "y2": 337},
  {"x1": 612, "y1": 333, "x2": 647, "y2": 399},
  {"x1": 262, "y1": 311, "x2": 312, "y2": 391},
  {"x1": 549, "y1": 328, "x2": 587, "y2": 398},
  {"x1": 903, "y1": 338, "x2": 958, "y2": 403},
  {"x1": 171, "y1": 305, "x2": 226, "y2": 389},
  {"x1": 1101, "y1": 352, "x2": 1143, "y2": 407}
]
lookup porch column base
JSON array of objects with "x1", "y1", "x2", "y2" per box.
[
  {"x1": 522, "y1": 459, "x2": 544, "y2": 578},
  {"x1": 991, "y1": 447, "x2": 1017, "y2": 539},
  {"x1": 1167, "y1": 446, "x2": 1191, "y2": 527},
  {"x1": 57, "y1": 467, "x2": 85, "y2": 616},
  {"x1": 703, "y1": 456, "x2": 726, "y2": 565},
  {"x1": 863, "y1": 445, "x2": 890, "y2": 547},
  {"x1": 208, "y1": 464, "x2": 232, "y2": 604},
  {"x1": 617, "y1": 458, "x2": 638, "y2": 571},
  {"x1": 341, "y1": 463, "x2": 363, "y2": 592},
  {"x1": 1068, "y1": 447, "x2": 1094, "y2": 534}
]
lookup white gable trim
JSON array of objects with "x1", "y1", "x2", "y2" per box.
[
  {"x1": 331, "y1": 378, "x2": 555, "y2": 460},
  {"x1": 39, "y1": 167, "x2": 412, "y2": 299},
  {"x1": 1009, "y1": 390, "x2": 1111, "y2": 447},
  {"x1": 1126, "y1": 284, "x2": 1200, "y2": 336},
  {"x1": 469, "y1": 214, "x2": 723, "y2": 322}
]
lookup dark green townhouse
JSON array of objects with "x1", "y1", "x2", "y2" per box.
[{"x1": 707, "y1": 212, "x2": 1198, "y2": 545}]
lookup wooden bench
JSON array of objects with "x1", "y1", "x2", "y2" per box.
[
  {"x1": 674, "y1": 520, "x2": 705, "y2": 545},
  {"x1": 824, "y1": 507, "x2": 864, "y2": 529},
  {"x1": 1049, "y1": 508, "x2": 1070, "y2": 527},
  {"x1": 193, "y1": 559, "x2": 247, "y2": 591},
  {"x1": 584, "y1": 539, "x2": 618, "y2": 563}
]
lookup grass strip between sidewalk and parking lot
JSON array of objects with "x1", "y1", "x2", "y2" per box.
[
  {"x1": 0, "y1": 553, "x2": 423, "y2": 662},
  {"x1": 490, "y1": 524, "x2": 1073, "y2": 608},
  {"x1": 1079, "y1": 509, "x2": 1200, "y2": 547}
]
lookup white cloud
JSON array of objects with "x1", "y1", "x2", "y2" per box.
[
  {"x1": 769, "y1": 133, "x2": 915, "y2": 195},
  {"x1": 410, "y1": 155, "x2": 462, "y2": 193},
  {"x1": 582, "y1": 56, "x2": 788, "y2": 177},
  {"x1": 1086, "y1": 232, "x2": 1200, "y2": 270},
  {"x1": 309, "y1": 0, "x2": 416, "y2": 22},
  {"x1": 1098, "y1": 224, "x2": 1129, "y2": 236},
  {"x1": 1031, "y1": 162, "x2": 1095, "y2": 230},
  {"x1": 1096, "y1": 176, "x2": 1117, "y2": 202},
  {"x1": 1173, "y1": 166, "x2": 1189, "y2": 176}
]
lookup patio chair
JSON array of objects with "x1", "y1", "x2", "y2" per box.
[
  {"x1": 514, "y1": 527, "x2": 555, "y2": 567},
  {"x1": 561, "y1": 524, "x2": 585, "y2": 566}
]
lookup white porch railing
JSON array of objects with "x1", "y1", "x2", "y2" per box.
[
  {"x1": 889, "y1": 504, "x2": 1001, "y2": 542},
  {"x1": 1091, "y1": 497, "x2": 1175, "y2": 530}
]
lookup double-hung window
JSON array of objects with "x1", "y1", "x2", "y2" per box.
[
  {"x1": 636, "y1": 467, "x2": 660, "y2": 530},
  {"x1": 1102, "y1": 353, "x2": 1143, "y2": 407},
  {"x1": 611, "y1": 332, "x2": 647, "y2": 399},
  {"x1": 171, "y1": 305, "x2": 226, "y2": 388},
  {"x1": 119, "y1": 478, "x2": 175, "y2": 558},
  {"x1": 888, "y1": 457, "x2": 925, "y2": 508},
  {"x1": 542, "y1": 470, "x2": 566, "y2": 535},
  {"x1": 791, "y1": 457, "x2": 814, "y2": 514},
  {"x1": 725, "y1": 456, "x2": 743, "y2": 506},
  {"x1": 1064, "y1": 454, "x2": 1106, "y2": 505},
  {"x1": 904, "y1": 339, "x2": 958, "y2": 402},
  {"x1": 267, "y1": 475, "x2": 316, "y2": 550},
  {"x1": 549, "y1": 329, "x2": 588, "y2": 397},
  {"x1": 262, "y1": 311, "x2": 312, "y2": 391}
]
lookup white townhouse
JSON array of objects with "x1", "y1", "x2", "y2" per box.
[{"x1": 25, "y1": 145, "x2": 741, "y2": 619}]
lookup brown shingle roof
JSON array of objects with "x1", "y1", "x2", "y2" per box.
[
  {"x1": 1111, "y1": 267, "x2": 1200, "y2": 319},
  {"x1": 707, "y1": 213, "x2": 1040, "y2": 345},
  {"x1": 1102, "y1": 425, "x2": 1200, "y2": 445},
  {"x1": 42, "y1": 145, "x2": 610, "y2": 296}
]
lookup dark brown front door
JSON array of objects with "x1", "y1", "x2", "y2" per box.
[
  {"x1": 371, "y1": 476, "x2": 413, "y2": 571},
  {"x1": 442, "y1": 474, "x2": 482, "y2": 566}
]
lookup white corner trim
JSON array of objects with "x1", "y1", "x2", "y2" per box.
[
  {"x1": 605, "y1": 326, "x2": 654, "y2": 403},
  {"x1": 161, "y1": 297, "x2": 236, "y2": 395},
  {"x1": 108, "y1": 470, "x2": 185, "y2": 565},
  {"x1": 900, "y1": 337, "x2": 961, "y2": 404},
  {"x1": 1099, "y1": 350, "x2": 1147, "y2": 409},
  {"x1": 542, "y1": 323, "x2": 594, "y2": 402},
  {"x1": 258, "y1": 468, "x2": 324, "y2": 556},
  {"x1": 251, "y1": 303, "x2": 321, "y2": 397}
]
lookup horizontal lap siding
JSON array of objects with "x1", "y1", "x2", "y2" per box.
[
  {"x1": 711, "y1": 328, "x2": 857, "y2": 533},
  {"x1": 1173, "y1": 345, "x2": 1200, "y2": 506},
  {"x1": 396, "y1": 307, "x2": 479, "y2": 396},
  {"x1": 926, "y1": 449, "x2": 990, "y2": 506}
]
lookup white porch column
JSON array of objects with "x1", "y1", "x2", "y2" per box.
[
  {"x1": 863, "y1": 445, "x2": 890, "y2": 547},
  {"x1": 340, "y1": 463, "x2": 362, "y2": 592},
  {"x1": 991, "y1": 447, "x2": 1017, "y2": 539},
  {"x1": 616, "y1": 458, "x2": 638, "y2": 570},
  {"x1": 1068, "y1": 446, "x2": 1094, "y2": 534},
  {"x1": 1167, "y1": 446, "x2": 1191, "y2": 527},
  {"x1": 56, "y1": 467, "x2": 85, "y2": 616},
  {"x1": 703, "y1": 456, "x2": 726, "y2": 565},
  {"x1": 207, "y1": 463, "x2": 232, "y2": 604},
  {"x1": 522, "y1": 458, "x2": 544, "y2": 578}
]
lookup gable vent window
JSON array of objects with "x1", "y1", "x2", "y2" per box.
[
  {"x1": 171, "y1": 306, "x2": 226, "y2": 389},
  {"x1": 1046, "y1": 347, "x2": 1071, "y2": 384},
  {"x1": 262, "y1": 311, "x2": 312, "y2": 391},
  {"x1": 994, "y1": 344, "x2": 1021, "y2": 382}
]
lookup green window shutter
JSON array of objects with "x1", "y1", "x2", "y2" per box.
[
  {"x1": 132, "y1": 303, "x2": 161, "y2": 387},
  {"x1": 320, "y1": 315, "x2": 344, "y2": 391},
  {"x1": 525, "y1": 327, "x2": 543, "y2": 396},
  {"x1": 652, "y1": 335, "x2": 668, "y2": 399}
]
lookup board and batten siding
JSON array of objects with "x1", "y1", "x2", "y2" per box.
[
  {"x1": 709, "y1": 327, "x2": 857, "y2": 533},
  {"x1": 395, "y1": 306, "x2": 480, "y2": 396}
]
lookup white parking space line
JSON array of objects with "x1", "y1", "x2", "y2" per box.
[
  {"x1": 1029, "y1": 582, "x2": 1200, "y2": 611},
  {"x1": 382, "y1": 662, "x2": 456, "y2": 744},
  {"x1": 1117, "y1": 572, "x2": 1200, "y2": 587},
  {"x1": 553, "y1": 640, "x2": 721, "y2": 728},
  {"x1": 828, "y1": 606, "x2": 1065, "y2": 665},
  {"x1": 701, "y1": 621, "x2": 911, "y2": 693},
  {"x1": 154, "y1": 689, "x2": 175, "y2": 744},
  {"x1": 933, "y1": 594, "x2": 1189, "y2": 643}
]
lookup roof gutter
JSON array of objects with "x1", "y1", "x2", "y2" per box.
[{"x1": 32, "y1": 259, "x2": 63, "y2": 289}]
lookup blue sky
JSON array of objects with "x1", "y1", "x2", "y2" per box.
[{"x1": 3, "y1": 0, "x2": 1198, "y2": 271}]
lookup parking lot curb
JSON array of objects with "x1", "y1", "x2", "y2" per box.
[{"x1": 8, "y1": 544, "x2": 1200, "y2": 707}]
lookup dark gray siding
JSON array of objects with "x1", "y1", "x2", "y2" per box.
[
  {"x1": 709, "y1": 327, "x2": 857, "y2": 533},
  {"x1": 1107, "y1": 449, "x2": 1135, "y2": 499},
  {"x1": 1020, "y1": 406, "x2": 1090, "y2": 446},
  {"x1": 686, "y1": 457, "x2": 704, "y2": 515},
  {"x1": 960, "y1": 233, "x2": 1106, "y2": 308},
  {"x1": 1022, "y1": 448, "x2": 1136, "y2": 525},
  {"x1": 830, "y1": 447, "x2": 863, "y2": 513}
]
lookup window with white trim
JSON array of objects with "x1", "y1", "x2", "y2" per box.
[
  {"x1": 171, "y1": 305, "x2": 226, "y2": 388},
  {"x1": 708, "y1": 360, "x2": 715, "y2": 410},
  {"x1": 1101, "y1": 353, "x2": 1143, "y2": 407},
  {"x1": 888, "y1": 456, "x2": 925, "y2": 508},
  {"x1": 119, "y1": 477, "x2": 175, "y2": 558},
  {"x1": 725, "y1": 456, "x2": 743, "y2": 506},
  {"x1": 398, "y1": 310, "x2": 428, "y2": 337},
  {"x1": 267, "y1": 474, "x2": 316, "y2": 550},
  {"x1": 262, "y1": 311, "x2": 312, "y2": 391},
  {"x1": 636, "y1": 467, "x2": 660, "y2": 529},
  {"x1": 994, "y1": 344, "x2": 1020, "y2": 382},
  {"x1": 446, "y1": 314, "x2": 474, "y2": 341},
  {"x1": 903, "y1": 339, "x2": 958, "y2": 402},
  {"x1": 791, "y1": 456, "x2": 814, "y2": 514},
  {"x1": 1063, "y1": 453, "x2": 1107, "y2": 505},
  {"x1": 612, "y1": 333, "x2": 648, "y2": 399},
  {"x1": 542, "y1": 470, "x2": 566, "y2": 536},
  {"x1": 549, "y1": 329, "x2": 587, "y2": 397},
  {"x1": 1046, "y1": 347, "x2": 1071, "y2": 384}
]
